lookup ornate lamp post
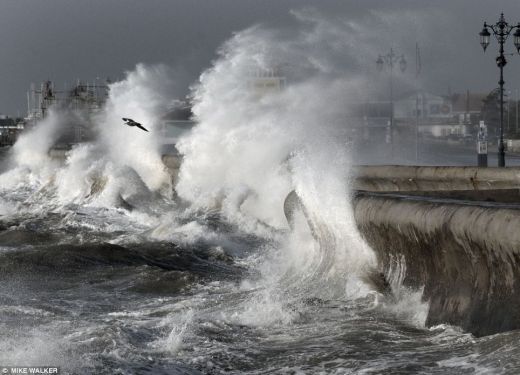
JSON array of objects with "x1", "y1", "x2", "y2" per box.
[
  {"x1": 479, "y1": 13, "x2": 520, "y2": 167},
  {"x1": 377, "y1": 49, "x2": 406, "y2": 158}
]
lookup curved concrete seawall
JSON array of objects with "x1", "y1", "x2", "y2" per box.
[
  {"x1": 354, "y1": 165, "x2": 520, "y2": 191},
  {"x1": 284, "y1": 165, "x2": 520, "y2": 337},
  {"x1": 354, "y1": 193, "x2": 520, "y2": 337},
  {"x1": 49, "y1": 150, "x2": 520, "y2": 192},
  {"x1": 353, "y1": 167, "x2": 520, "y2": 336}
]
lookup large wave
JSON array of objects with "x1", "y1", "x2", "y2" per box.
[
  {"x1": 174, "y1": 18, "x2": 386, "y2": 325},
  {"x1": 0, "y1": 65, "x2": 178, "y2": 210},
  {"x1": 0, "y1": 9, "x2": 427, "y2": 328}
]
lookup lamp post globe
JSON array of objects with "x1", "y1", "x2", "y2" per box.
[
  {"x1": 514, "y1": 26, "x2": 520, "y2": 52},
  {"x1": 480, "y1": 26, "x2": 491, "y2": 51},
  {"x1": 376, "y1": 56, "x2": 384, "y2": 72},
  {"x1": 399, "y1": 56, "x2": 407, "y2": 73},
  {"x1": 376, "y1": 49, "x2": 407, "y2": 159}
]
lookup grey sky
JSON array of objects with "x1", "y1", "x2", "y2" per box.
[{"x1": 1, "y1": 0, "x2": 520, "y2": 115}]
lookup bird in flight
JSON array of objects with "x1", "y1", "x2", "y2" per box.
[{"x1": 122, "y1": 118, "x2": 149, "y2": 132}]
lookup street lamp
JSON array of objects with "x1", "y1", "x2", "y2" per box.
[
  {"x1": 479, "y1": 13, "x2": 520, "y2": 167},
  {"x1": 376, "y1": 48, "x2": 406, "y2": 158}
]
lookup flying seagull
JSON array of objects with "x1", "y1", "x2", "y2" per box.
[{"x1": 122, "y1": 118, "x2": 149, "y2": 132}]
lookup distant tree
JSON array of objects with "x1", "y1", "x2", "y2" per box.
[
  {"x1": 481, "y1": 88, "x2": 507, "y2": 140},
  {"x1": 506, "y1": 98, "x2": 520, "y2": 138}
]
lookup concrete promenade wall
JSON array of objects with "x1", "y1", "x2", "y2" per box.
[
  {"x1": 49, "y1": 150, "x2": 520, "y2": 193},
  {"x1": 287, "y1": 165, "x2": 520, "y2": 336},
  {"x1": 353, "y1": 165, "x2": 520, "y2": 192},
  {"x1": 354, "y1": 192, "x2": 520, "y2": 336},
  {"x1": 351, "y1": 165, "x2": 520, "y2": 336}
]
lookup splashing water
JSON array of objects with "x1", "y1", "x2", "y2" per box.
[
  {"x1": 1, "y1": 64, "x2": 178, "y2": 213},
  {"x1": 0, "y1": 9, "x2": 506, "y2": 374},
  {"x1": 174, "y1": 23, "x2": 382, "y2": 327}
]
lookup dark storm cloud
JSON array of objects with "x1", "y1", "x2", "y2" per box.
[{"x1": 1, "y1": 0, "x2": 520, "y2": 115}]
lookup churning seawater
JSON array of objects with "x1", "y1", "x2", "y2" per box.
[
  {"x1": 1, "y1": 144, "x2": 520, "y2": 375},
  {"x1": 2, "y1": 12, "x2": 520, "y2": 373}
]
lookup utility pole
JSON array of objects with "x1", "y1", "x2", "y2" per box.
[
  {"x1": 515, "y1": 89, "x2": 518, "y2": 134},
  {"x1": 415, "y1": 43, "x2": 421, "y2": 164},
  {"x1": 479, "y1": 13, "x2": 520, "y2": 167},
  {"x1": 376, "y1": 49, "x2": 407, "y2": 160}
]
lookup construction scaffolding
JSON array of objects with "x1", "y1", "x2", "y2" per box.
[
  {"x1": 27, "y1": 79, "x2": 110, "y2": 120},
  {"x1": 25, "y1": 79, "x2": 111, "y2": 146}
]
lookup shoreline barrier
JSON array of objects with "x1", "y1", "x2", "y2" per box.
[
  {"x1": 283, "y1": 165, "x2": 520, "y2": 337},
  {"x1": 47, "y1": 150, "x2": 520, "y2": 193},
  {"x1": 285, "y1": 189, "x2": 520, "y2": 337},
  {"x1": 353, "y1": 192, "x2": 520, "y2": 337},
  {"x1": 353, "y1": 165, "x2": 520, "y2": 192}
]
